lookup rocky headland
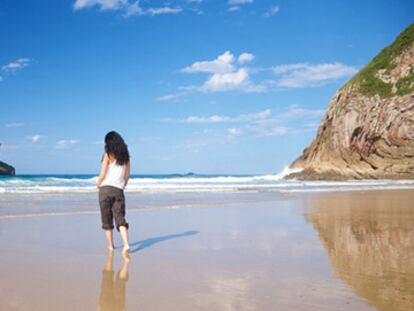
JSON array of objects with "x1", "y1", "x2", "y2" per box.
[
  {"x1": 288, "y1": 22, "x2": 414, "y2": 180},
  {"x1": 0, "y1": 160, "x2": 15, "y2": 176}
]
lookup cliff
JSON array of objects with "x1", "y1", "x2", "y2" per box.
[
  {"x1": 0, "y1": 161, "x2": 16, "y2": 176},
  {"x1": 289, "y1": 22, "x2": 414, "y2": 180}
]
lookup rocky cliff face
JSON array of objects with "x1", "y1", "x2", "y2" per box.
[
  {"x1": 289, "y1": 22, "x2": 414, "y2": 180},
  {"x1": 0, "y1": 161, "x2": 15, "y2": 176}
]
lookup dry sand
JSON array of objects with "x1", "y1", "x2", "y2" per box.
[{"x1": 0, "y1": 190, "x2": 413, "y2": 311}]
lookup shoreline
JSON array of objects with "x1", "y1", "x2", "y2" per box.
[{"x1": 1, "y1": 188, "x2": 414, "y2": 219}]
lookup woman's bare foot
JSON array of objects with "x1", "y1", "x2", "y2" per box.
[
  {"x1": 108, "y1": 245, "x2": 115, "y2": 251},
  {"x1": 122, "y1": 245, "x2": 130, "y2": 254}
]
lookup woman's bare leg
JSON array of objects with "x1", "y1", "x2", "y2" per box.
[
  {"x1": 119, "y1": 226, "x2": 130, "y2": 253},
  {"x1": 104, "y1": 230, "x2": 115, "y2": 251}
]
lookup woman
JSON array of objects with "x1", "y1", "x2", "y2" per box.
[{"x1": 97, "y1": 131, "x2": 131, "y2": 253}]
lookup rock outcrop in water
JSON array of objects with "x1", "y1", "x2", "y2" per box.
[
  {"x1": 288, "y1": 22, "x2": 414, "y2": 180},
  {"x1": 0, "y1": 161, "x2": 15, "y2": 176}
]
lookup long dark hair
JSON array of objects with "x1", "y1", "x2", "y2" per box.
[{"x1": 104, "y1": 131, "x2": 130, "y2": 165}]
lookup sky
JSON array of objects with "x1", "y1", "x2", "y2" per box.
[{"x1": 0, "y1": 0, "x2": 413, "y2": 175}]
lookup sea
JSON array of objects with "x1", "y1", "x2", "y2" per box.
[{"x1": 1, "y1": 167, "x2": 414, "y2": 195}]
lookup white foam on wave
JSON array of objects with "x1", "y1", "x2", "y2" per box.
[
  {"x1": 1, "y1": 167, "x2": 414, "y2": 195},
  {"x1": 270, "y1": 166, "x2": 303, "y2": 179}
]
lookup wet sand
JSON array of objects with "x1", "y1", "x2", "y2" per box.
[{"x1": 0, "y1": 190, "x2": 413, "y2": 310}]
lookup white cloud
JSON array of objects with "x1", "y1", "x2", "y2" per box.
[
  {"x1": 179, "y1": 51, "x2": 260, "y2": 93},
  {"x1": 2, "y1": 58, "x2": 30, "y2": 73},
  {"x1": 30, "y1": 135, "x2": 42, "y2": 142},
  {"x1": 272, "y1": 63, "x2": 357, "y2": 88},
  {"x1": 272, "y1": 63, "x2": 307, "y2": 75},
  {"x1": 5, "y1": 122, "x2": 25, "y2": 128},
  {"x1": 228, "y1": 6, "x2": 241, "y2": 12},
  {"x1": 185, "y1": 115, "x2": 229, "y2": 123},
  {"x1": 163, "y1": 109, "x2": 271, "y2": 124},
  {"x1": 201, "y1": 68, "x2": 251, "y2": 92},
  {"x1": 155, "y1": 85, "x2": 197, "y2": 102},
  {"x1": 248, "y1": 106, "x2": 325, "y2": 137},
  {"x1": 228, "y1": 0, "x2": 254, "y2": 4},
  {"x1": 264, "y1": 5, "x2": 279, "y2": 17},
  {"x1": 158, "y1": 52, "x2": 357, "y2": 100},
  {"x1": 226, "y1": 0, "x2": 252, "y2": 12},
  {"x1": 124, "y1": 1, "x2": 143, "y2": 15},
  {"x1": 156, "y1": 93, "x2": 184, "y2": 102},
  {"x1": 182, "y1": 51, "x2": 235, "y2": 74},
  {"x1": 147, "y1": 6, "x2": 182, "y2": 16},
  {"x1": 54, "y1": 140, "x2": 80, "y2": 149},
  {"x1": 238, "y1": 53, "x2": 254, "y2": 64},
  {"x1": 227, "y1": 127, "x2": 242, "y2": 136},
  {"x1": 74, "y1": 0, "x2": 128, "y2": 11},
  {"x1": 165, "y1": 106, "x2": 323, "y2": 146},
  {"x1": 173, "y1": 106, "x2": 324, "y2": 152},
  {"x1": 75, "y1": 0, "x2": 182, "y2": 17}
]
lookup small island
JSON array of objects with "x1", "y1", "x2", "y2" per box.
[{"x1": 0, "y1": 160, "x2": 15, "y2": 176}]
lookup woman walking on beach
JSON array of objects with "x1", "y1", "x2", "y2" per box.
[{"x1": 96, "y1": 131, "x2": 131, "y2": 253}]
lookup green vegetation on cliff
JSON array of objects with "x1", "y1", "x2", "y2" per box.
[
  {"x1": 396, "y1": 69, "x2": 414, "y2": 96},
  {"x1": 343, "y1": 22, "x2": 414, "y2": 98}
]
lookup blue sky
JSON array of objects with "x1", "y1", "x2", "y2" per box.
[{"x1": 0, "y1": 0, "x2": 413, "y2": 174}]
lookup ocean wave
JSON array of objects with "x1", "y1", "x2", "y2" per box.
[{"x1": 1, "y1": 167, "x2": 414, "y2": 194}]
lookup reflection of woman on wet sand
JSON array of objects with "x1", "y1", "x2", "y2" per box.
[{"x1": 97, "y1": 252, "x2": 130, "y2": 311}]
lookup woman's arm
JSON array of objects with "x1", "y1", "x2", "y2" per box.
[
  {"x1": 124, "y1": 161, "x2": 131, "y2": 187},
  {"x1": 96, "y1": 153, "x2": 109, "y2": 189}
]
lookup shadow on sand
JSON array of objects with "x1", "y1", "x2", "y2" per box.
[{"x1": 130, "y1": 230, "x2": 200, "y2": 253}]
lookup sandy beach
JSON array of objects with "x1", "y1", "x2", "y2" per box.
[{"x1": 0, "y1": 190, "x2": 413, "y2": 311}]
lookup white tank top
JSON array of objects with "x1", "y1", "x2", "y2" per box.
[{"x1": 101, "y1": 161, "x2": 126, "y2": 190}]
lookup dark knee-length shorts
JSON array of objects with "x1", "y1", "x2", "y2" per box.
[{"x1": 99, "y1": 186, "x2": 129, "y2": 231}]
